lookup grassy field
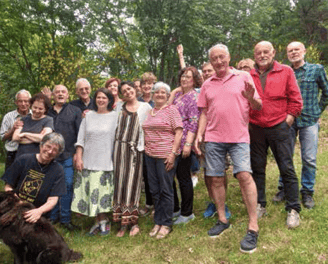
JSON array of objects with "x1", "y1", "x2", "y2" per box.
[{"x1": 1, "y1": 112, "x2": 328, "y2": 263}]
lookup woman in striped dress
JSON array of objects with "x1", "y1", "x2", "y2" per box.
[{"x1": 113, "y1": 81, "x2": 152, "y2": 237}]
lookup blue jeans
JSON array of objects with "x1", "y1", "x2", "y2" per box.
[
  {"x1": 50, "y1": 157, "x2": 74, "y2": 223},
  {"x1": 145, "y1": 154, "x2": 177, "y2": 226},
  {"x1": 278, "y1": 122, "x2": 319, "y2": 195}
]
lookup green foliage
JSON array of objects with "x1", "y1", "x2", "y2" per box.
[{"x1": 40, "y1": 41, "x2": 103, "y2": 98}]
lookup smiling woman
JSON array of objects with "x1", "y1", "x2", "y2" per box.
[
  {"x1": 12, "y1": 93, "x2": 54, "y2": 159},
  {"x1": 113, "y1": 81, "x2": 152, "y2": 237},
  {"x1": 1, "y1": 132, "x2": 66, "y2": 222}
]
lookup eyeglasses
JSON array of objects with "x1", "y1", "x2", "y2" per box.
[{"x1": 181, "y1": 75, "x2": 193, "y2": 79}]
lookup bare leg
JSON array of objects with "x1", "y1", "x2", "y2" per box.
[
  {"x1": 206, "y1": 176, "x2": 228, "y2": 223},
  {"x1": 236, "y1": 171, "x2": 258, "y2": 232},
  {"x1": 205, "y1": 173, "x2": 228, "y2": 200}
]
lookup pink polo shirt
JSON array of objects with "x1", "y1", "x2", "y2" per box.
[{"x1": 197, "y1": 69, "x2": 260, "y2": 143}]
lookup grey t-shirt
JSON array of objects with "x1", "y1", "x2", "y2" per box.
[{"x1": 16, "y1": 115, "x2": 54, "y2": 158}]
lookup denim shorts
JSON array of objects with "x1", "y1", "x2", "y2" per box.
[{"x1": 205, "y1": 142, "x2": 252, "y2": 177}]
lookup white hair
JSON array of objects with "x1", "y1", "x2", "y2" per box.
[
  {"x1": 208, "y1": 44, "x2": 230, "y2": 58},
  {"x1": 15, "y1": 89, "x2": 31, "y2": 100},
  {"x1": 152, "y1": 82, "x2": 171, "y2": 95},
  {"x1": 76, "y1": 78, "x2": 91, "y2": 88}
]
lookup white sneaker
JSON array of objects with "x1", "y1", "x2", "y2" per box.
[
  {"x1": 192, "y1": 176, "x2": 198, "y2": 188},
  {"x1": 287, "y1": 209, "x2": 300, "y2": 229}
]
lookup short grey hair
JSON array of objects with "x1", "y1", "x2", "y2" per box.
[
  {"x1": 40, "y1": 132, "x2": 65, "y2": 155},
  {"x1": 15, "y1": 89, "x2": 31, "y2": 100},
  {"x1": 76, "y1": 78, "x2": 91, "y2": 88},
  {"x1": 208, "y1": 44, "x2": 230, "y2": 58},
  {"x1": 151, "y1": 82, "x2": 171, "y2": 95}
]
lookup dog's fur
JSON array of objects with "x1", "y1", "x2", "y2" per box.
[{"x1": 0, "y1": 191, "x2": 82, "y2": 264}]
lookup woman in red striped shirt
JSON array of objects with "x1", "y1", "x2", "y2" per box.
[{"x1": 142, "y1": 82, "x2": 183, "y2": 239}]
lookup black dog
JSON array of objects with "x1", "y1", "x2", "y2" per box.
[{"x1": 0, "y1": 191, "x2": 82, "y2": 264}]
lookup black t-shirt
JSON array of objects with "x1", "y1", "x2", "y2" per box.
[
  {"x1": 16, "y1": 115, "x2": 54, "y2": 157},
  {"x1": 2, "y1": 153, "x2": 66, "y2": 209}
]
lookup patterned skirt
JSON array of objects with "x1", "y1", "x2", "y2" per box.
[{"x1": 71, "y1": 169, "x2": 114, "y2": 217}]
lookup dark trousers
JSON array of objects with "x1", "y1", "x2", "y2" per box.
[
  {"x1": 249, "y1": 121, "x2": 301, "y2": 213},
  {"x1": 145, "y1": 154, "x2": 176, "y2": 226},
  {"x1": 5, "y1": 151, "x2": 17, "y2": 171},
  {"x1": 173, "y1": 154, "x2": 193, "y2": 216},
  {"x1": 143, "y1": 153, "x2": 153, "y2": 206}
]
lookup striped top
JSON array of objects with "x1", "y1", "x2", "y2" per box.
[
  {"x1": 0, "y1": 109, "x2": 31, "y2": 152},
  {"x1": 143, "y1": 104, "x2": 183, "y2": 158}
]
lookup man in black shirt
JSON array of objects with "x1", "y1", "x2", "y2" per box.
[
  {"x1": 69, "y1": 78, "x2": 95, "y2": 112},
  {"x1": 48, "y1": 85, "x2": 82, "y2": 231}
]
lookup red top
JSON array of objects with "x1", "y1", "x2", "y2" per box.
[{"x1": 249, "y1": 61, "x2": 303, "y2": 128}]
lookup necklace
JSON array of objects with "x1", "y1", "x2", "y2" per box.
[
  {"x1": 36, "y1": 154, "x2": 50, "y2": 172},
  {"x1": 151, "y1": 104, "x2": 167, "y2": 117}
]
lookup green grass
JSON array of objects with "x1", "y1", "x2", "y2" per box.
[{"x1": 1, "y1": 112, "x2": 328, "y2": 263}]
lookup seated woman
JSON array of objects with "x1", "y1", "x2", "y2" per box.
[
  {"x1": 13, "y1": 93, "x2": 53, "y2": 158},
  {"x1": 2, "y1": 133, "x2": 66, "y2": 223},
  {"x1": 72, "y1": 88, "x2": 118, "y2": 236},
  {"x1": 113, "y1": 81, "x2": 152, "y2": 237},
  {"x1": 143, "y1": 82, "x2": 183, "y2": 239}
]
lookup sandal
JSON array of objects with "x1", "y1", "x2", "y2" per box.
[
  {"x1": 116, "y1": 225, "x2": 128, "y2": 237},
  {"x1": 149, "y1": 225, "x2": 161, "y2": 237},
  {"x1": 99, "y1": 220, "x2": 111, "y2": 236},
  {"x1": 156, "y1": 225, "x2": 172, "y2": 239},
  {"x1": 129, "y1": 224, "x2": 140, "y2": 237},
  {"x1": 87, "y1": 223, "x2": 100, "y2": 236}
]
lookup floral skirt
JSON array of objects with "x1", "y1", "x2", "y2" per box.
[{"x1": 71, "y1": 169, "x2": 114, "y2": 217}]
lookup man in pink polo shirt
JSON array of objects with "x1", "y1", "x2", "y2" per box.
[{"x1": 195, "y1": 44, "x2": 262, "y2": 254}]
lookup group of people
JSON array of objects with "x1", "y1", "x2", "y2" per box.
[{"x1": 1, "y1": 39, "x2": 327, "y2": 254}]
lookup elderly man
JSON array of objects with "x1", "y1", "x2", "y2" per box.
[
  {"x1": 195, "y1": 44, "x2": 261, "y2": 254},
  {"x1": 272, "y1": 42, "x2": 328, "y2": 209},
  {"x1": 0, "y1": 90, "x2": 31, "y2": 170},
  {"x1": 70, "y1": 78, "x2": 95, "y2": 112},
  {"x1": 249, "y1": 41, "x2": 303, "y2": 228},
  {"x1": 46, "y1": 85, "x2": 82, "y2": 231},
  {"x1": 2, "y1": 133, "x2": 66, "y2": 223}
]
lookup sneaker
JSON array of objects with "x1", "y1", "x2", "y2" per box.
[
  {"x1": 302, "y1": 194, "x2": 315, "y2": 209},
  {"x1": 286, "y1": 209, "x2": 300, "y2": 229},
  {"x1": 139, "y1": 205, "x2": 153, "y2": 217},
  {"x1": 240, "y1": 230, "x2": 258, "y2": 254},
  {"x1": 99, "y1": 220, "x2": 111, "y2": 236},
  {"x1": 208, "y1": 220, "x2": 230, "y2": 238},
  {"x1": 272, "y1": 190, "x2": 285, "y2": 202},
  {"x1": 225, "y1": 204, "x2": 231, "y2": 220},
  {"x1": 192, "y1": 175, "x2": 198, "y2": 188},
  {"x1": 173, "y1": 214, "x2": 195, "y2": 225},
  {"x1": 256, "y1": 204, "x2": 267, "y2": 219},
  {"x1": 203, "y1": 202, "x2": 217, "y2": 218},
  {"x1": 87, "y1": 223, "x2": 100, "y2": 236},
  {"x1": 173, "y1": 210, "x2": 181, "y2": 218}
]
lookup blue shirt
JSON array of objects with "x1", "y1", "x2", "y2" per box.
[{"x1": 294, "y1": 62, "x2": 328, "y2": 127}]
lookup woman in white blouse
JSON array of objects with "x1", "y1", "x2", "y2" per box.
[{"x1": 72, "y1": 88, "x2": 118, "y2": 236}]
